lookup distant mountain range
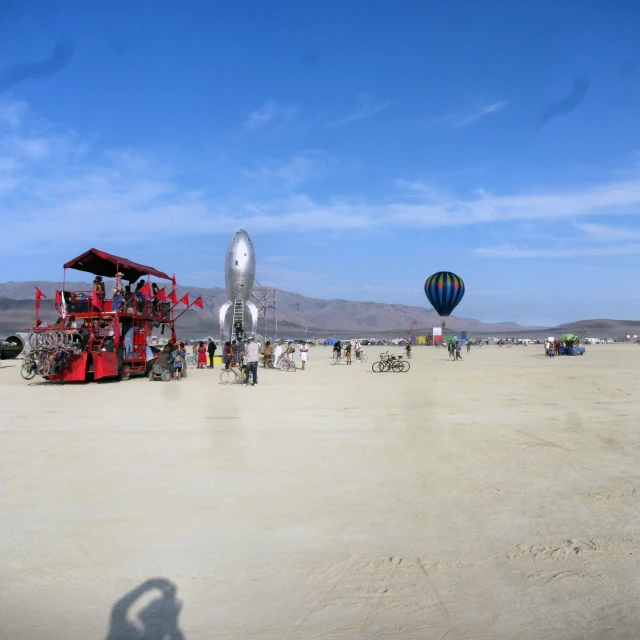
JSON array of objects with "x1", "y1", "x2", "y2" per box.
[{"x1": 0, "y1": 280, "x2": 637, "y2": 338}]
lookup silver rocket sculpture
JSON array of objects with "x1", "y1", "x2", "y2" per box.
[{"x1": 219, "y1": 229, "x2": 258, "y2": 340}]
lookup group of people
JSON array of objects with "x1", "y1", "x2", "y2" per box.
[
  {"x1": 545, "y1": 340, "x2": 561, "y2": 357},
  {"x1": 448, "y1": 341, "x2": 463, "y2": 360},
  {"x1": 151, "y1": 340, "x2": 189, "y2": 381},
  {"x1": 331, "y1": 339, "x2": 363, "y2": 364},
  {"x1": 220, "y1": 338, "x2": 309, "y2": 371}
]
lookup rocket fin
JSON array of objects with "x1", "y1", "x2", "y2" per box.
[
  {"x1": 245, "y1": 301, "x2": 258, "y2": 336},
  {"x1": 219, "y1": 301, "x2": 232, "y2": 341}
]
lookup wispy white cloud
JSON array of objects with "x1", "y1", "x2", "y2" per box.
[
  {"x1": 421, "y1": 100, "x2": 507, "y2": 129},
  {"x1": 573, "y1": 222, "x2": 640, "y2": 242},
  {"x1": 324, "y1": 94, "x2": 390, "y2": 129},
  {"x1": 0, "y1": 99, "x2": 28, "y2": 127},
  {"x1": 475, "y1": 243, "x2": 640, "y2": 259},
  {"x1": 241, "y1": 101, "x2": 300, "y2": 134},
  {"x1": 5, "y1": 97, "x2": 640, "y2": 263},
  {"x1": 243, "y1": 151, "x2": 339, "y2": 187}
]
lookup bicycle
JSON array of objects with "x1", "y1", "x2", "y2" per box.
[
  {"x1": 354, "y1": 350, "x2": 368, "y2": 363},
  {"x1": 372, "y1": 351, "x2": 410, "y2": 373},
  {"x1": 278, "y1": 354, "x2": 297, "y2": 372},
  {"x1": 21, "y1": 349, "x2": 37, "y2": 380},
  {"x1": 219, "y1": 360, "x2": 244, "y2": 384},
  {"x1": 332, "y1": 349, "x2": 342, "y2": 365}
]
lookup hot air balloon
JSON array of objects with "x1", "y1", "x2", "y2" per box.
[{"x1": 424, "y1": 272, "x2": 465, "y2": 324}]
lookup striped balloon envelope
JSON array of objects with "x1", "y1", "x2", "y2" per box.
[{"x1": 424, "y1": 271, "x2": 465, "y2": 317}]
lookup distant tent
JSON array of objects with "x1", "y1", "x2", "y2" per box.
[{"x1": 324, "y1": 338, "x2": 337, "y2": 345}]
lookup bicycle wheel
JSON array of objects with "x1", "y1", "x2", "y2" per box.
[
  {"x1": 288, "y1": 361, "x2": 297, "y2": 372},
  {"x1": 372, "y1": 361, "x2": 382, "y2": 373},
  {"x1": 401, "y1": 360, "x2": 410, "y2": 372},
  {"x1": 21, "y1": 360, "x2": 36, "y2": 380},
  {"x1": 359, "y1": 353, "x2": 368, "y2": 363},
  {"x1": 219, "y1": 368, "x2": 237, "y2": 384}
]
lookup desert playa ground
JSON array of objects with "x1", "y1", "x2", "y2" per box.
[{"x1": 1, "y1": 344, "x2": 640, "y2": 639}]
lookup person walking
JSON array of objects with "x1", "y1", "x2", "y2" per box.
[
  {"x1": 197, "y1": 341, "x2": 207, "y2": 369},
  {"x1": 243, "y1": 336, "x2": 259, "y2": 386},
  {"x1": 299, "y1": 341, "x2": 309, "y2": 370},
  {"x1": 223, "y1": 341, "x2": 233, "y2": 369},
  {"x1": 466, "y1": 341, "x2": 471, "y2": 353},
  {"x1": 263, "y1": 341, "x2": 273, "y2": 367},
  {"x1": 170, "y1": 343, "x2": 185, "y2": 381},
  {"x1": 273, "y1": 340, "x2": 283, "y2": 367},
  {"x1": 448, "y1": 341, "x2": 455, "y2": 360},
  {"x1": 207, "y1": 339, "x2": 217, "y2": 368},
  {"x1": 345, "y1": 342, "x2": 352, "y2": 365},
  {"x1": 455, "y1": 341, "x2": 462, "y2": 360}
]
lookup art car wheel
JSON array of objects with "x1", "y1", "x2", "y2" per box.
[{"x1": 119, "y1": 365, "x2": 131, "y2": 381}]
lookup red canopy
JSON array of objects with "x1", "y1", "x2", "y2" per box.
[{"x1": 64, "y1": 248, "x2": 171, "y2": 283}]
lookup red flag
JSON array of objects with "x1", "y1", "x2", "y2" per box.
[
  {"x1": 140, "y1": 282, "x2": 151, "y2": 297},
  {"x1": 179, "y1": 293, "x2": 189, "y2": 306},
  {"x1": 168, "y1": 290, "x2": 177, "y2": 304},
  {"x1": 157, "y1": 287, "x2": 166, "y2": 302},
  {"x1": 172, "y1": 273, "x2": 177, "y2": 287},
  {"x1": 54, "y1": 290, "x2": 62, "y2": 308},
  {"x1": 92, "y1": 290, "x2": 103, "y2": 312},
  {"x1": 35, "y1": 286, "x2": 45, "y2": 310},
  {"x1": 193, "y1": 296, "x2": 203, "y2": 309}
]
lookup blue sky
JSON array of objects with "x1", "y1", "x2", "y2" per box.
[{"x1": 1, "y1": 0, "x2": 640, "y2": 325}]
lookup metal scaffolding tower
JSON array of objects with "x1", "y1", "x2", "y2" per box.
[{"x1": 252, "y1": 279, "x2": 278, "y2": 342}]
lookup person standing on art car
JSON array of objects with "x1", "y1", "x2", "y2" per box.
[
  {"x1": 151, "y1": 283, "x2": 161, "y2": 316},
  {"x1": 92, "y1": 277, "x2": 104, "y2": 312},
  {"x1": 112, "y1": 272, "x2": 125, "y2": 310}
]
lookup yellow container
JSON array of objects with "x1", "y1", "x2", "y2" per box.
[{"x1": 416, "y1": 336, "x2": 426, "y2": 345}]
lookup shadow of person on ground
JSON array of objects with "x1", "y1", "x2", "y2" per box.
[{"x1": 105, "y1": 578, "x2": 185, "y2": 640}]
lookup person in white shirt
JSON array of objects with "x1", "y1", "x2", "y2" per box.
[
  {"x1": 243, "y1": 336, "x2": 260, "y2": 386},
  {"x1": 299, "y1": 341, "x2": 309, "y2": 370},
  {"x1": 273, "y1": 340, "x2": 283, "y2": 366}
]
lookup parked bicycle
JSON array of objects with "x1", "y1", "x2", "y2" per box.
[{"x1": 372, "y1": 351, "x2": 410, "y2": 373}]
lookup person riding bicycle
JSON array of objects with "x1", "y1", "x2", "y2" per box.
[
  {"x1": 405, "y1": 342, "x2": 412, "y2": 357},
  {"x1": 333, "y1": 340, "x2": 342, "y2": 357},
  {"x1": 354, "y1": 340, "x2": 362, "y2": 359}
]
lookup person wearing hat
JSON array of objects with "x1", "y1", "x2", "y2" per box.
[
  {"x1": 243, "y1": 336, "x2": 259, "y2": 386},
  {"x1": 112, "y1": 272, "x2": 125, "y2": 310}
]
